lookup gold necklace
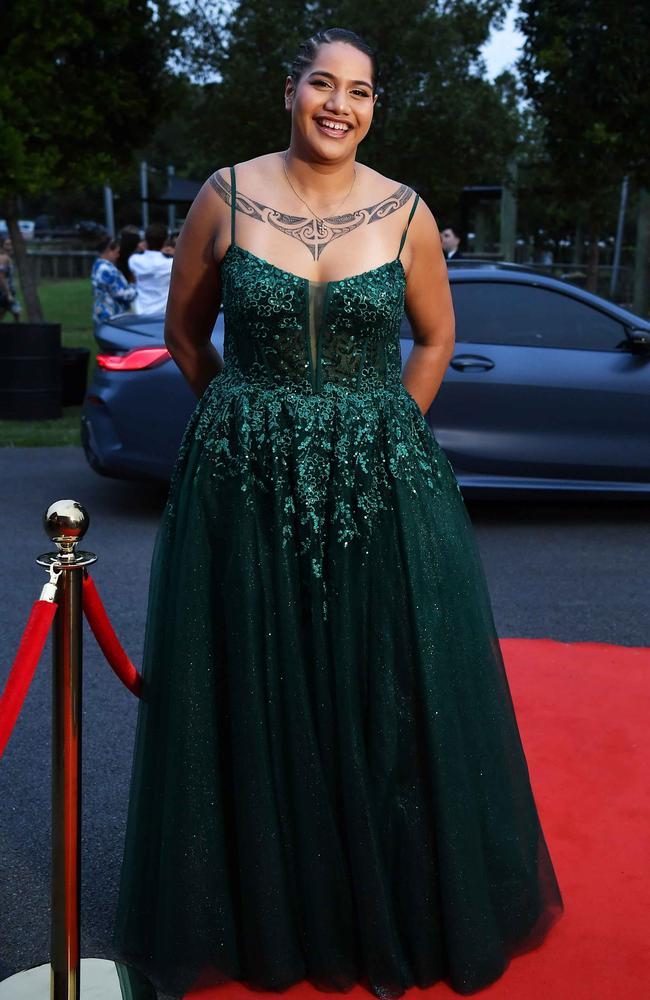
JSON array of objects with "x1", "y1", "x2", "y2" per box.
[{"x1": 282, "y1": 151, "x2": 356, "y2": 225}]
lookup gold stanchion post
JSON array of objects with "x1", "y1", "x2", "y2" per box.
[{"x1": 0, "y1": 500, "x2": 156, "y2": 999}]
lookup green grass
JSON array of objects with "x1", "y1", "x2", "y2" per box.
[
  {"x1": 1, "y1": 279, "x2": 96, "y2": 447},
  {"x1": 38, "y1": 279, "x2": 95, "y2": 353},
  {"x1": 1, "y1": 407, "x2": 85, "y2": 446}
]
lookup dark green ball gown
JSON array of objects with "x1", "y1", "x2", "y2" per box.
[{"x1": 112, "y1": 168, "x2": 563, "y2": 998}]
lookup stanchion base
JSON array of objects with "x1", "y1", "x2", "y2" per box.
[{"x1": 0, "y1": 957, "x2": 157, "y2": 998}]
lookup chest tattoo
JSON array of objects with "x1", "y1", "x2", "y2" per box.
[{"x1": 209, "y1": 171, "x2": 413, "y2": 261}]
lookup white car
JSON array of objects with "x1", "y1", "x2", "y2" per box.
[{"x1": 0, "y1": 219, "x2": 35, "y2": 240}]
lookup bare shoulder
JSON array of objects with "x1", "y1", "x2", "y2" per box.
[
  {"x1": 204, "y1": 154, "x2": 283, "y2": 211},
  {"x1": 206, "y1": 166, "x2": 231, "y2": 203},
  {"x1": 171, "y1": 166, "x2": 235, "y2": 258},
  {"x1": 225, "y1": 153, "x2": 283, "y2": 194},
  {"x1": 197, "y1": 156, "x2": 277, "y2": 206},
  {"x1": 204, "y1": 164, "x2": 235, "y2": 208},
  {"x1": 357, "y1": 169, "x2": 444, "y2": 275},
  {"x1": 181, "y1": 163, "x2": 244, "y2": 240},
  {"x1": 354, "y1": 163, "x2": 413, "y2": 206},
  {"x1": 408, "y1": 192, "x2": 440, "y2": 237}
]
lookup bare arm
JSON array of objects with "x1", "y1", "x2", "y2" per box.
[
  {"x1": 164, "y1": 176, "x2": 228, "y2": 399},
  {"x1": 400, "y1": 199, "x2": 456, "y2": 414}
]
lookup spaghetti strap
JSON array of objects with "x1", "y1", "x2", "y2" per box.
[
  {"x1": 397, "y1": 190, "x2": 420, "y2": 259},
  {"x1": 229, "y1": 165, "x2": 237, "y2": 247}
]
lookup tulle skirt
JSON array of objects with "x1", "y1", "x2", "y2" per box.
[{"x1": 112, "y1": 380, "x2": 563, "y2": 997}]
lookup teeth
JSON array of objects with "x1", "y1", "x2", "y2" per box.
[{"x1": 318, "y1": 119, "x2": 349, "y2": 131}]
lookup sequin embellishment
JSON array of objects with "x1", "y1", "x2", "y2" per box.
[{"x1": 167, "y1": 244, "x2": 454, "y2": 580}]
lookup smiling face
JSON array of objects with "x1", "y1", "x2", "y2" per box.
[{"x1": 284, "y1": 41, "x2": 377, "y2": 161}]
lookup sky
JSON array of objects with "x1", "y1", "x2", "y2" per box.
[{"x1": 481, "y1": 3, "x2": 525, "y2": 80}]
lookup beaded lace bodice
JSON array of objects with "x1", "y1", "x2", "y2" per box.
[
  {"x1": 169, "y1": 167, "x2": 450, "y2": 582},
  {"x1": 219, "y1": 166, "x2": 419, "y2": 394}
]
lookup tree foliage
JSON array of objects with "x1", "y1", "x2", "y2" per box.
[
  {"x1": 180, "y1": 0, "x2": 519, "y2": 218},
  {"x1": 0, "y1": 0, "x2": 183, "y2": 319},
  {"x1": 516, "y1": 0, "x2": 650, "y2": 270}
]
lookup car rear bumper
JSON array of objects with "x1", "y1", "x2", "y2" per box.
[{"x1": 81, "y1": 372, "x2": 179, "y2": 481}]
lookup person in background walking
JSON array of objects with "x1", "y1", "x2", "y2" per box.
[
  {"x1": 116, "y1": 225, "x2": 144, "y2": 284},
  {"x1": 0, "y1": 238, "x2": 22, "y2": 322},
  {"x1": 91, "y1": 236, "x2": 138, "y2": 326},
  {"x1": 128, "y1": 222, "x2": 173, "y2": 314},
  {"x1": 440, "y1": 225, "x2": 465, "y2": 261}
]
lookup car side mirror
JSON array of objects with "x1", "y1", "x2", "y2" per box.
[{"x1": 625, "y1": 327, "x2": 650, "y2": 354}]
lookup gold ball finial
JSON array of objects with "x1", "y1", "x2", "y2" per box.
[{"x1": 43, "y1": 500, "x2": 90, "y2": 561}]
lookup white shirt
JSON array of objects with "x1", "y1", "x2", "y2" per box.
[{"x1": 128, "y1": 250, "x2": 173, "y2": 314}]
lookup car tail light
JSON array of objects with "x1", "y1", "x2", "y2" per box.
[{"x1": 96, "y1": 347, "x2": 171, "y2": 371}]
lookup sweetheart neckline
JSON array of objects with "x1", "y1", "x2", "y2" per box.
[{"x1": 223, "y1": 242, "x2": 407, "y2": 287}]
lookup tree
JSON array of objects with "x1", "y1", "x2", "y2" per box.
[
  {"x1": 180, "y1": 0, "x2": 520, "y2": 218},
  {"x1": 516, "y1": 1, "x2": 650, "y2": 289},
  {"x1": 330, "y1": 0, "x2": 516, "y2": 212},
  {"x1": 180, "y1": 0, "x2": 313, "y2": 171},
  {"x1": 0, "y1": 0, "x2": 183, "y2": 321}
]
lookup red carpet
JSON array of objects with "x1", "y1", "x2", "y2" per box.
[{"x1": 186, "y1": 638, "x2": 650, "y2": 1000}]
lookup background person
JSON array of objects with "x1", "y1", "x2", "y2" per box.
[
  {"x1": 91, "y1": 236, "x2": 138, "y2": 326},
  {"x1": 162, "y1": 232, "x2": 177, "y2": 257},
  {"x1": 128, "y1": 222, "x2": 173, "y2": 314},
  {"x1": 0, "y1": 238, "x2": 22, "y2": 321},
  {"x1": 440, "y1": 225, "x2": 464, "y2": 260},
  {"x1": 116, "y1": 224, "x2": 144, "y2": 284}
]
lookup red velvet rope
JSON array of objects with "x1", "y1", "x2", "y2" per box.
[
  {"x1": 0, "y1": 573, "x2": 143, "y2": 762},
  {"x1": 0, "y1": 600, "x2": 58, "y2": 760},
  {"x1": 82, "y1": 574, "x2": 143, "y2": 698}
]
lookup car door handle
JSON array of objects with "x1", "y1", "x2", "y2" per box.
[{"x1": 450, "y1": 354, "x2": 495, "y2": 372}]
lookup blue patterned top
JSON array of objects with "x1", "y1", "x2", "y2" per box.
[{"x1": 91, "y1": 258, "x2": 137, "y2": 322}]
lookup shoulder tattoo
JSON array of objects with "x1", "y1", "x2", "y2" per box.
[{"x1": 209, "y1": 170, "x2": 413, "y2": 261}]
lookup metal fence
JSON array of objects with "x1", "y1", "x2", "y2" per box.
[
  {"x1": 26, "y1": 250, "x2": 96, "y2": 281},
  {"x1": 452, "y1": 255, "x2": 637, "y2": 309},
  {"x1": 514, "y1": 262, "x2": 636, "y2": 310}
]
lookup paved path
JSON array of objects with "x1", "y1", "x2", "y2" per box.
[{"x1": 0, "y1": 446, "x2": 648, "y2": 996}]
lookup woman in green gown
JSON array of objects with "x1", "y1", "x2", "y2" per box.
[{"x1": 112, "y1": 27, "x2": 563, "y2": 999}]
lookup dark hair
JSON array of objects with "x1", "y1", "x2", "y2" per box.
[
  {"x1": 145, "y1": 222, "x2": 169, "y2": 251},
  {"x1": 96, "y1": 236, "x2": 118, "y2": 254},
  {"x1": 117, "y1": 225, "x2": 141, "y2": 282},
  {"x1": 289, "y1": 27, "x2": 378, "y2": 92}
]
